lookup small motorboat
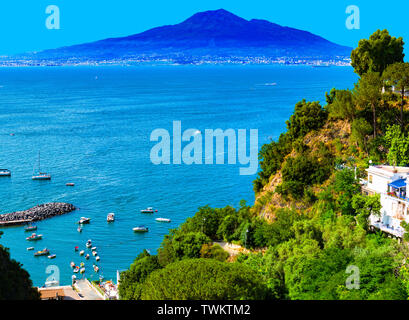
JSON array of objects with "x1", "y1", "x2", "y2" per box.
[
  {"x1": 24, "y1": 224, "x2": 37, "y2": 232},
  {"x1": 0, "y1": 169, "x2": 11, "y2": 177},
  {"x1": 155, "y1": 218, "x2": 171, "y2": 223},
  {"x1": 66, "y1": 183, "x2": 75, "y2": 187},
  {"x1": 86, "y1": 240, "x2": 92, "y2": 248},
  {"x1": 48, "y1": 254, "x2": 56, "y2": 259},
  {"x1": 140, "y1": 207, "x2": 157, "y2": 214},
  {"x1": 91, "y1": 247, "x2": 97, "y2": 251},
  {"x1": 92, "y1": 251, "x2": 97, "y2": 256},
  {"x1": 70, "y1": 262, "x2": 75, "y2": 268},
  {"x1": 74, "y1": 246, "x2": 79, "y2": 252},
  {"x1": 93, "y1": 265, "x2": 99, "y2": 273},
  {"x1": 27, "y1": 247, "x2": 35, "y2": 251},
  {"x1": 107, "y1": 213, "x2": 115, "y2": 222},
  {"x1": 78, "y1": 217, "x2": 91, "y2": 225},
  {"x1": 79, "y1": 250, "x2": 85, "y2": 256},
  {"x1": 95, "y1": 256, "x2": 100, "y2": 262},
  {"x1": 73, "y1": 267, "x2": 79, "y2": 273},
  {"x1": 26, "y1": 233, "x2": 42, "y2": 241},
  {"x1": 133, "y1": 226, "x2": 149, "y2": 233},
  {"x1": 34, "y1": 248, "x2": 49, "y2": 256},
  {"x1": 85, "y1": 254, "x2": 90, "y2": 260},
  {"x1": 80, "y1": 267, "x2": 85, "y2": 274},
  {"x1": 77, "y1": 227, "x2": 82, "y2": 233},
  {"x1": 80, "y1": 262, "x2": 85, "y2": 267}
]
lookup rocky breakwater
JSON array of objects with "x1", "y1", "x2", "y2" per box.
[{"x1": 0, "y1": 203, "x2": 76, "y2": 226}]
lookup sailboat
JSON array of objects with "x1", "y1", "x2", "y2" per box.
[{"x1": 32, "y1": 151, "x2": 51, "y2": 180}]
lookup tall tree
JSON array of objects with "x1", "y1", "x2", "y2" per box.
[
  {"x1": 383, "y1": 62, "x2": 409, "y2": 130},
  {"x1": 351, "y1": 29, "x2": 404, "y2": 76},
  {"x1": 0, "y1": 246, "x2": 40, "y2": 300},
  {"x1": 354, "y1": 72, "x2": 382, "y2": 138}
]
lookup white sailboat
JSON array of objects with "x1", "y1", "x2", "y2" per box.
[{"x1": 32, "y1": 151, "x2": 51, "y2": 180}]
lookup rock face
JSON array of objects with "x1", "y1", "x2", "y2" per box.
[{"x1": 0, "y1": 203, "x2": 76, "y2": 223}]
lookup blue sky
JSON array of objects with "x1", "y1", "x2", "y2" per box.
[{"x1": 0, "y1": 0, "x2": 408, "y2": 55}]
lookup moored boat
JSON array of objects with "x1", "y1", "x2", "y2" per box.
[
  {"x1": 95, "y1": 256, "x2": 100, "y2": 261},
  {"x1": 27, "y1": 247, "x2": 34, "y2": 251},
  {"x1": 78, "y1": 217, "x2": 91, "y2": 224},
  {"x1": 34, "y1": 248, "x2": 49, "y2": 256},
  {"x1": 140, "y1": 207, "x2": 157, "y2": 214},
  {"x1": 79, "y1": 250, "x2": 84, "y2": 256},
  {"x1": 26, "y1": 233, "x2": 42, "y2": 241},
  {"x1": 32, "y1": 151, "x2": 51, "y2": 180},
  {"x1": 86, "y1": 239, "x2": 92, "y2": 248},
  {"x1": 85, "y1": 254, "x2": 90, "y2": 260},
  {"x1": 133, "y1": 226, "x2": 149, "y2": 233},
  {"x1": 77, "y1": 226, "x2": 82, "y2": 233},
  {"x1": 155, "y1": 218, "x2": 171, "y2": 223},
  {"x1": 24, "y1": 224, "x2": 37, "y2": 232},
  {"x1": 0, "y1": 169, "x2": 11, "y2": 177},
  {"x1": 107, "y1": 213, "x2": 115, "y2": 222},
  {"x1": 91, "y1": 247, "x2": 97, "y2": 251},
  {"x1": 66, "y1": 183, "x2": 75, "y2": 187},
  {"x1": 73, "y1": 267, "x2": 79, "y2": 273},
  {"x1": 70, "y1": 262, "x2": 75, "y2": 268},
  {"x1": 80, "y1": 267, "x2": 85, "y2": 274},
  {"x1": 48, "y1": 254, "x2": 56, "y2": 259}
]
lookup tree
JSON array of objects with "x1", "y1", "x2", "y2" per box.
[
  {"x1": 199, "y1": 243, "x2": 229, "y2": 262},
  {"x1": 0, "y1": 246, "x2": 40, "y2": 300},
  {"x1": 351, "y1": 29, "x2": 404, "y2": 76},
  {"x1": 286, "y1": 100, "x2": 327, "y2": 141},
  {"x1": 354, "y1": 72, "x2": 382, "y2": 138},
  {"x1": 383, "y1": 62, "x2": 409, "y2": 129},
  {"x1": 352, "y1": 194, "x2": 381, "y2": 230},
  {"x1": 119, "y1": 250, "x2": 162, "y2": 300},
  {"x1": 140, "y1": 259, "x2": 271, "y2": 300},
  {"x1": 350, "y1": 118, "x2": 373, "y2": 153},
  {"x1": 327, "y1": 89, "x2": 356, "y2": 121},
  {"x1": 384, "y1": 124, "x2": 409, "y2": 166}
]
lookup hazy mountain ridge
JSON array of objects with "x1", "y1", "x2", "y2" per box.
[{"x1": 5, "y1": 9, "x2": 352, "y2": 65}]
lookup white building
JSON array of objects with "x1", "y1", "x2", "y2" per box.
[{"x1": 363, "y1": 165, "x2": 409, "y2": 238}]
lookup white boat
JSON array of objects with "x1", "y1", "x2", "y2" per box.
[
  {"x1": 140, "y1": 207, "x2": 156, "y2": 214},
  {"x1": 85, "y1": 254, "x2": 90, "y2": 260},
  {"x1": 86, "y1": 240, "x2": 92, "y2": 248},
  {"x1": 95, "y1": 256, "x2": 100, "y2": 261},
  {"x1": 32, "y1": 152, "x2": 51, "y2": 180},
  {"x1": 156, "y1": 218, "x2": 171, "y2": 223},
  {"x1": 0, "y1": 169, "x2": 11, "y2": 177},
  {"x1": 92, "y1": 251, "x2": 97, "y2": 256},
  {"x1": 107, "y1": 213, "x2": 115, "y2": 222},
  {"x1": 80, "y1": 267, "x2": 85, "y2": 274},
  {"x1": 79, "y1": 217, "x2": 91, "y2": 225},
  {"x1": 48, "y1": 254, "x2": 56, "y2": 259},
  {"x1": 91, "y1": 247, "x2": 97, "y2": 251},
  {"x1": 27, "y1": 247, "x2": 34, "y2": 251},
  {"x1": 70, "y1": 262, "x2": 75, "y2": 268},
  {"x1": 79, "y1": 250, "x2": 84, "y2": 256},
  {"x1": 73, "y1": 267, "x2": 79, "y2": 273},
  {"x1": 133, "y1": 226, "x2": 149, "y2": 233}
]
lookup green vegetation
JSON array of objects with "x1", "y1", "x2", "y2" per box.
[
  {"x1": 140, "y1": 259, "x2": 270, "y2": 300},
  {"x1": 120, "y1": 29, "x2": 409, "y2": 300},
  {"x1": 0, "y1": 245, "x2": 40, "y2": 300}
]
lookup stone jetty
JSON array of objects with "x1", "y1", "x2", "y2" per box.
[{"x1": 0, "y1": 203, "x2": 76, "y2": 226}]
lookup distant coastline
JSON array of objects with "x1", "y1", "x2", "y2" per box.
[{"x1": 0, "y1": 56, "x2": 351, "y2": 68}]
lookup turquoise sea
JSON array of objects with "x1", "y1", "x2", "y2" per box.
[{"x1": 0, "y1": 65, "x2": 356, "y2": 286}]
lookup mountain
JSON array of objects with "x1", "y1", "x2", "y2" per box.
[{"x1": 12, "y1": 9, "x2": 352, "y2": 65}]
